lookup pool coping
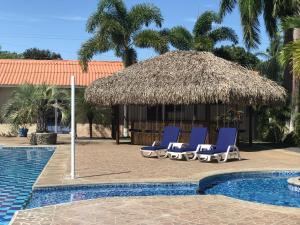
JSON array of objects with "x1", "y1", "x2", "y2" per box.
[{"x1": 24, "y1": 169, "x2": 300, "y2": 211}]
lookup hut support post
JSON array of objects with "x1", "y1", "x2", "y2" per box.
[
  {"x1": 111, "y1": 106, "x2": 116, "y2": 139},
  {"x1": 248, "y1": 106, "x2": 253, "y2": 146},
  {"x1": 112, "y1": 105, "x2": 120, "y2": 144},
  {"x1": 123, "y1": 105, "x2": 129, "y2": 137},
  {"x1": 205, "y1": 104, "x2": 211, "y2": 142}
]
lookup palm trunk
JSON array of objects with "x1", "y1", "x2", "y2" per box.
[
  {"x1": 36, "y1": 109, "x2": 47, "y2": 133},
  {"x1": 286, "y1": 28, "x2": 300, "y2": 132},
  {"x1": 87, "y1": 114, "x2": 94, "y2": 139}
]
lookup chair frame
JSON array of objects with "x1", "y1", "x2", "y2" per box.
[
  {"x1": 197, "y1": 129, "x2": 241, "y2": 163},
  {"x1": 140, "y1": 141, "x2": 174, "y2": 158}
]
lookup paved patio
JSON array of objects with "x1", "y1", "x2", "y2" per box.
[{"x1": 1, "y1": 136, "x2": 299, "y2": 225}]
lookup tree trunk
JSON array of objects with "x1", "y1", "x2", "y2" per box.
[
  {"x1": 87, "y1": 113, "x2": 94, "y2": 139},
  {"x1": 286, "y1": 28, "x2": 300, "y2": 132},
  {"x1": 88, "y1": 120, "x2": 93, "y2": 139},
  {"x1": 36, "y1": 110, "x2": 47, "y2": 133}
]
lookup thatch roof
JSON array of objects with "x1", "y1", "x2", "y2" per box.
[{"x1": 85, "y1": 51, "x2": 286, "y2": 106}]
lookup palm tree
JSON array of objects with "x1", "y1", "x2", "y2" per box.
[
  {"x1": 78, "y1": 0, "x2": 163, "y2": 70},
  {"x1": 219, "y1": 0, "x2": 300, "y2": 131},
  {"x1": 219, "y1": 0, "x2": 298, "y2": 49},
  {"x1": 256, "y1": 33, "x2": 283, "y2": 82},
  {"x1": 135, "y1": 11, "x2": 238, "y2": 53},
  {"x1": 2, "y1": 84, "x2": 69, "y2": 133},
  {"x1": 281, "y1": 16, "x2": 300, "y2": 74},
  {"x1": 76, "y1": 89, "x2": 111, "y2": 138}
]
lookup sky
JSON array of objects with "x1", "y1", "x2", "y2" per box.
[{"x1": 0, "y1": 0, "x2": 270, "y2": 61}]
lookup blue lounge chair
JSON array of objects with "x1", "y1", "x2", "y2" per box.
[
  {"x1": 197, "y1": 128, "x2": 241, "y2": 163},
  {"x1": 140, "y1": 126, "x2": 180, "y2": 158},
  {"x1": 167, "y1": 127, "x2": 208, "y2": 160}
]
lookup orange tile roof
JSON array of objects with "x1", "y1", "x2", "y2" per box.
[{"x1": 0, "y1": 59, "x2": 123, "y2": 87}]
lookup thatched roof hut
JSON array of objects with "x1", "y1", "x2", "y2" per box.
[{"x1": 85, "y1": 51, "x2": 286, "y2": 106}]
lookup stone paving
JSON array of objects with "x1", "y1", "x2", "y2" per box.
[
  {"x1": 11, "y1": 196, "x2": 300, "y2": 225},
  {"x1": 0, "y1": 136, "x2": 299, "y2": 225}
]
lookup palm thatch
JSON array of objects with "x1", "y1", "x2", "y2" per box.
[{"x1": 85, "y1": 51, "x2": 286, "y2": 106}]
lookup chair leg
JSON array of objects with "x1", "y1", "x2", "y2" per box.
[
  {"x1": 157, "y1": 150, "x2": 168, "y2": 159},
  {"x1": 140, "y1": 151, "x2": 153, "y2": 158},
  {"x1": 191, "y1": 152, "x2": 198, "y2": 160},
  {"x1": 183, "y1": 153, "x2": 190, "y2": 161}
]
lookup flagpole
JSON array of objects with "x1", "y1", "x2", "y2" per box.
[{"x1": 71, "y1": 75, "x2": 76, "y2": 179}]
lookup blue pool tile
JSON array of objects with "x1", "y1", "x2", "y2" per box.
[
  {"x1": 200, "y1": 171, "x2": 300, "y2": 208},
  {"x1": 0, "y1": 147, "x2": 53, "y2": 225}
]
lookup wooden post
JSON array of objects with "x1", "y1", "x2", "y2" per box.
[
  {"x1": 111, "y1": 106, "x2": 116, "y2": 140},
  {"x1": 115, "y1": 105, "x2": 120, "y2": 144},
  {"x1": 248, "y1": 106, "x2": 253, "y2": 146},
  {"x1": 205, "y1": 104, "x2": 211, "y2": 143}
]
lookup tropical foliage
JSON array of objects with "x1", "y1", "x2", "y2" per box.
[
  {"x1": 257, "y1": 34, "x2": 283, "y2": 82},
  {"x1": 23, "y1": 48, "x2": 62, "y2": 60},
  {"x1": 78, "y1": 0, "x2": 163, "y2": 70},
  {"x1": 256, "y1": 105, "x2": 290, "y2": 143},
  {"x1": 0, "y1": 47, "x2": 22, "y2": 59},
  {"x1": 280, "y1": 16, "x2": 300, "y2": 75},
  {"x1": 0, "y1": 47, "x2": 62, "y2": 60},
  {"x1": 2, "y1": 84, "x2": 70, "y2": 133},
  {"x1": 213, "y1": 45, "x2": 259, "y2": 68},
  {"x1": 135, "y1": 11, "x2": 238, "y2": 53},
  {"x1": 76, "y1": 89, "x2": 111, "y2": 138},
  {"x1": 219, "y1": 0, "x2": 298, "y2": 49}
]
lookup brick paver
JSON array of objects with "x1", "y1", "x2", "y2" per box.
[{"x1": 1, "y1": 136, "x2": 299, "y2": 225}]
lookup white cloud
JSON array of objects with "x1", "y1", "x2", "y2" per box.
[{"x1": 53, "y1": 16, "x2": 87, "y2": 22}]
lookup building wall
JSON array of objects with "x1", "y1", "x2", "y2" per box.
[
  {"x1": 0, "y1": 87, "x2": 14, "y2": 106},
  {"x1": 0, "y1": 86, "x2": 113, "y2": 138}
]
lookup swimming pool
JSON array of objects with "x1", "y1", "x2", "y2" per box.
[
  {"x1": 0, "y1": 147, "x2": 54, "y2": 225},
  {"x1": 26, "y1": 171, "x2": 300, "y2": 209},
  {"x1": 26, "y1": 182, "x2": 198, "y2": 208},
  {"x1": 199, "y1": 171, "x2": 300, "y2": 208}
]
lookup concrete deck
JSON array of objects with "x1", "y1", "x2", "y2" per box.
[{"x1": 1, "y1": 136, "x2": 299, "y2": 225}]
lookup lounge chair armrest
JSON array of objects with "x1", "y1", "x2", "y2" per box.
[
  {"x1": 152, "y1": 141, "x2": 160, "y2": 146},
  {"x1": 197, "y1": 144, "x2": 215, "y2": 153},
  {"x1": 167, "y1": 142, "x2": 177, "y2": 149},
  {"x1": 171, "y1": 143, "x2": 188, "y2": 149}
]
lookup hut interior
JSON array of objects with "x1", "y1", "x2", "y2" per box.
[{"x1": 114, "y1": 104, "x2": 252, "y2": 146}]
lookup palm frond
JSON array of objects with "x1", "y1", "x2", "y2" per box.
[
  {"x1": 239, "y1": 0, "x2": 262, "y2": 49},
  {"x1": 134, "y1": 29, "x2": 169, "y2": 54},
  {"x1": 280, "y1": 39, "x2": 300, "y2": 75},
  {"x1": 169, "y1": 26, "x2": 193, "y2": 50},
  {"x1": 128, "y1": 3, "x2": 163, "y2": 31},
  {"x1": 209, "y1": 27, "x2": 238, "y2": 45},
  {"x1": 219, "y1": 0, "x2": 237, "y2": 19},
  {"x1": 282, "y1": 16, "x2": 300, "y2": 30},
  {"x1": 98, "y1": 0, "x2": 127, "y2": 21},
  {"x1": 193, "y1": 36, "x2": 214, "y2": 51},
  {"x1": 193, "y1": 11, "x2": 220, "y2": 37},
  {"x1": 78, "y1": 34, "x2": 112, "y2": 72},
  {"x1": 263, "y1": 0, "x2": 277, "y2": 38}
]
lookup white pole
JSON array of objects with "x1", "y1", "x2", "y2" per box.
[
  {"x1": 54, "y1": 99, "x2": 58, "y2": 133},
  {"x1": 71, "y1": 75, "x2": 76, "y2": 179},
  {"x1": 123, "y1": 105, "x2": 128, "y2": 137}
]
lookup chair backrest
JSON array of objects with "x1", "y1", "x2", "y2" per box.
[
  {"x1": 160, "y1": 126, "x2": 180, "y2": 148},
  {"x1": 188, "y1": 127, "x2": 208, "y2": 150},
  {"x1": 215, "y1": 128, "x2": 237, "y2": 153}
]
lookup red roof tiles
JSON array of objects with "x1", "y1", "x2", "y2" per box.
[{"x1": 0, "y1": 59, "x2": 123, "y2": 87}]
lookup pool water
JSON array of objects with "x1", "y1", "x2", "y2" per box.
[
  {"x1": 26, "y1": 182, "x2": 198, "y2": 208},
  {"x1": 0, "y1": 147, "x2": 54, "y2": 225},
  {"x1": 199, "y1": 171, "x2": 300, "y2": 208}
]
